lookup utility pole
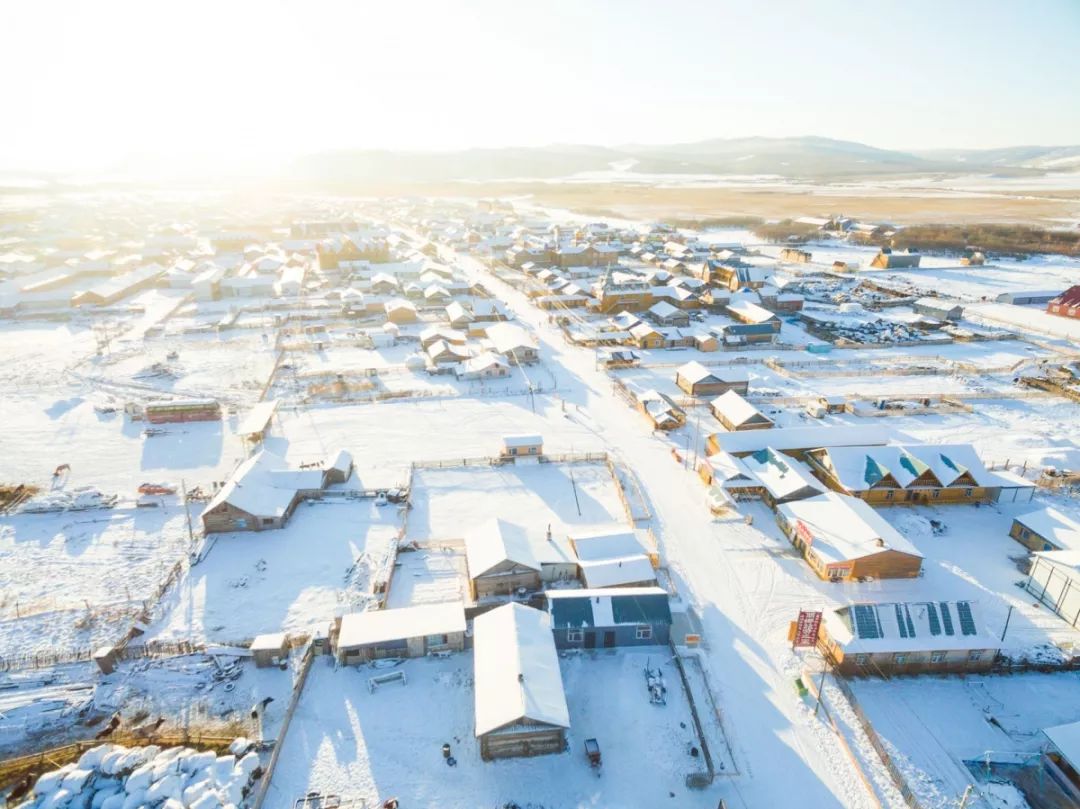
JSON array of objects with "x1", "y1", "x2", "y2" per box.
[
  {"x1": 1000, "y1": 604, "x2": 1014, "y2": 642},
  {"x1": 814, "y1": 657, "x2": 829, "y2": 718},
  {"x1": 957, "y1": 784, "x2": 973, "y2": 809},
  {"x1": 181, "y1": 478, "x2": 195, "y2": 550}
]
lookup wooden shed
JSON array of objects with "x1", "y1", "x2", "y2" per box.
[
  {"x1": 250, "y1": 632, "x2": 289, "y2": 668},
  {"x1": 474, "y1": 604, "x2": 569, "y2": 760},
  {"x1": 710, "y1": 390, "x2": 773, "y2": 432}
]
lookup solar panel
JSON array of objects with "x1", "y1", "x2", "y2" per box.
[
  {"x1": 853, "y1": 604, "x2": 881, "y2": 639},
  {"x1": 956, "y1": 601, "x2": 977, "y2": 636},
  {"x1": 903, "y1": 605, "x2": 915, "y2": 638},
  {"x1": 940, "y1": 601, "x2": 955, "y2": 636},
  {"x1": 894, "y1": 604, "x2": 909, "y2": 638},
  {"x1": 926, "y1": 603, "x2": 941, "y2": 636}
]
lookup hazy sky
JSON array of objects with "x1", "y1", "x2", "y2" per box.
[{"x1": 4, "y1": 0, "x2": 1080, "y2": 172}]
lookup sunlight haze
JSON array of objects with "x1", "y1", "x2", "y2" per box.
[{"x1": 4, "y1": 0, "x2": 1080, "y2": 173}]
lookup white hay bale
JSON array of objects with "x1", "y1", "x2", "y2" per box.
[
  {"x1": 91, "y1": 786, "x2": 121, "y2": 809},
  {"x1": 99, "y1": 793, "x2": 126, "y2": 809},
  {"x1": 227, "y1": 738, "x2": 252, "y2": 757},
  {"x1": 190, "y1": 793, "x2": 223, "y2": 809},
  {"x1": 234, "y1": 752, "x2": 260, "y2": 781},
  {"x1": 211, "y1": 756, "x2": 235, "y2": 786},
  {"x1": 77, "y1": 745, "x2": 115, "y2": 770},
  {"x1": 120, "y1": 789, "x2": 147, "y2": 809},
  {"x1": 35, "y1": 766, "x2": 75, "y2": 797},
  {"x1": 124, "y1": 763, "x2": 153, "y2": 794},
  {"x1": 146, "y1": 774, "x2": 182, "y2": 805},
  {"x1": 41, "y1": 787, "x2": 73, "y2": 809},
  {"x1": 181, "y1": 752, "x2": 216, "y2": 775}
]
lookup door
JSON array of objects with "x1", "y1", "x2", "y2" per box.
[
  {"x1": 584, "y1": 631, "x2": 596, "y2": 649},
  {"x1": 604, "y1": 631, "x2": 616, "y2": 648}
]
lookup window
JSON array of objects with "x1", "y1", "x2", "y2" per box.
[
  {"x1": 262, "y1": 518, "x2": 274, "y2": 526},
  {"x1": 528, "y1": 447, "x2": 537, "y2": 455},
  {"x1": 885, "y1": 490, "x2": 894, "y2": 501},
  {"x1": 635, "y1": 625, "x2": 653, "y2": 640},
  {"x1": 964, "y1": 488, "x2": 974, "y2": 498},
  {"x1": 567, "y1": 629, "x2": 584, "y2": 643},
  {"x1": 932, "y1": 490, "x2": 940, "y2": 499},
  {"x1": 930, "y1": 651, "x2": 946, "y2": 663},
  {"x1": 968, "y1": 650, "x2": 983, "y2": 662},
  {"x1": 509, "y1": 447, "x2": 518, "y2": 456},
  {"x1": 426, "y1": 634, "x2": 448, "y2": 646},
  {"x1": 893, "y1": 654, "x2": 907, "y2": 665},
  {"x1": 855, "y1": 654, "x2": 869, "y2": 666}
]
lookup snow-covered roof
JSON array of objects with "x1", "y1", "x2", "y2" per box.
[
  {"x1": 503, "y1": 434, "x2": 542, "y2": 448},
  {"x1": 826, "y1": 599, "x2": 998, "y2": 654},
  {"x1": 328, "y1": 448, "x2": 353, "y2": 475},
  {"x1": 486, "y1": 322, "x2": 536, "y2": 354},
  {"x1": 465, "y1": 518, "x2": 541, "y2": 578},
  {"x1": 459, "y1": 351, "x2": 508, "y2": 375},
  {"x1": 648, "y1": 300, "x2": 681, "y2": 319},
  {"x1": 1014, "y1": 507, "x2": 1080, "y2": 551},
  {"x1": 704, "y1": 452, "x2": 759, "y2": 487},
  {"x1": 547, "y1": 586, "x2": 671, "y2": 629},
  {"x1": 1044, "y1": 721, "x2": 1080, "y2": 770},
  {"x1": 815, "y1": 444, "x2": 996, "y2": 491},
  {"x1": 202, "y1": 449, "x2": 303, "y2": 520},
  {"x1": 578, "y1": 554, "x2": 657, "y2": 588},
  {"x1": 711, "y1": 390, "x2": 770, "y2": 428},
  {"x1": 250, "y1": 632, "x2": 287, "y2": 651},
  {"x1": 676, "y1": 361, "x2": 715, "y2": 385},
  {"x1": 238, "y1": 400, "x2": 278, "y2": 436},
  {"x1": 474, "y1": 603, "x2": 569, "y2": 737},
  {"x1": 338, "y1": 602, "x2": 466, "y2": 650},
  {"x1": 741, "y1": 448, "x2": 826, "y2": 502},
  {"x1": 568, "y1": 528, "x2": 648, "y2": 561},
  {"x1": 709, "y1": 425, "x2": 899, "y2": 457},
  {"x1": 777, "y1": 493, "x2": 923, "y2": 565}
]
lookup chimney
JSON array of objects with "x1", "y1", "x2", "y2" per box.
[{"x1": 518, "y1": 673, "x2": 524, "y2": 683}]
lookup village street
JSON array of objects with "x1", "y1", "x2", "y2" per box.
[{"x1": 441, "y1": 246, "x2": 902, "y2": 809}]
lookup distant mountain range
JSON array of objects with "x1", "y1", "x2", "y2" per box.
[{"x1": 286, "y1": 136, "x2": 1080, "y2": 185}]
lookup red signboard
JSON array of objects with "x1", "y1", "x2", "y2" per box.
[
  {"x1": 795, "y1": 519, "x2": 815, "y2": 548},
  {"x1": 794, "y1": 610, "x2": 822, "y2": 648}
]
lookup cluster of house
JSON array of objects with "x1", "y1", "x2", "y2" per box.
[
  {"x1": 324, "y1": 519, "x2": 671, "y2": 760},
  {"x1": 697, "y1": 424, "x2": 1036, "y2": 675},
  {"x1": 200, "y1": 447, "x2": 353, "y2": 533},
  {"x1": 418, "y1": 320, "x2": 538, "y2": 379}
]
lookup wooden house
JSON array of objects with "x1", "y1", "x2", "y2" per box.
[
  {"x1": 1010, "y1": 507, "x2": 1080, "y2": 552},
  {"x1": 818, "y1": 599, "x2": 998, "y2": 676},
  {"x1": 675, "y1": 361, "x2": 749, "y2": 397},
  {"x1": 501, "y1": 434, "x2": 543, "y2": 458},
  {"x1": 628, "y1": 322, "x2": 665, "y2": 349},
  {"x1": 869, "y1": 248, "x2": 921, "y2": 269},
  {"x1": 465, "y1": 518, "x2": 542, "y2": 600},
  {"x1": 912, "y1": 298, "x2": 963, "y2": 321},
  {"x1": 637, "y1": 389, "x2": 686, "y2": 430},
  {"x1": 776, "y1": 492, "x2": 924, "y2": 581},
  {"x1": 336, "y1": 602, "x2": 467, "y2": 663},
  {"x1": 474, "y1": 604, "x2": 569, "y2": 760},
  {"x1": 741, "y1": 447, "x2": 826, "y2": 507},
  {"x1": 710, "y1": 390, "x2": 773, "y2": 432},
  {"x1": 546, "y1": 587, "x2": 671, "y2": 649},
  {"x1": 201, "y1": 449, "x2": 325, "y2": 533},
  {"x1": 804, "y1": 444, "x2": 1007, "y2": 505},
  {"x1": 457, "y1": 352, "x2": 511, "y2": 380},
  {"x1": 647, "y1": 300, "x2": 690, "y2": 327},
  {"x1": 1048, "y1": 286, "x2": 1080, "y2": 320},
  {"x1": 384, "y1": 298, "x2": 418, "y2": 324},
  {"x1": 486, "y1": 322, "x2": 539, "y2": 365}
]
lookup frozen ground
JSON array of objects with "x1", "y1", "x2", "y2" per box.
[
  {"x1": 405, "y1": 463, "x2": 627, "y2": 541},
  {"x1": 149, "y1": 500, "x2": 400, "y2": 645},
  {"x1": 852, "y1": 673, "x2": 1080, "y2": 809},
  {"x1": 266, "y1": 650, "x2": 723, "y2": 809},
  {"x1": 0, "y1": 507, "x2": 192, "y2": 659}
]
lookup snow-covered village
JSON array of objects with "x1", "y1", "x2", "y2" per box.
[
  {"x1": 4, "y1": 3, "x2": 1080, "y2": 809},
  {"x1": 1, "y1": 190, "x2": 1080, "y2": 809}
]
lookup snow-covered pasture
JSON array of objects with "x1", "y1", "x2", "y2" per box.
[
  {"x1": 405, "y1": 463, "x2": 628, "y2": 542},
  {"x1": 149, "y1": 500, "x2": 399, "y2": 645},
  {"x1": 0, "y1": 508, "x2": 192, "y2": 660},
  {"x1": 267, "y1": 651, "x2": 721, "y2": 809}
]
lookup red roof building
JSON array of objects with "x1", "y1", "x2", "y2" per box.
[{"x1": 1048, "y1": 285, "x2": 1080, "y2": 319}]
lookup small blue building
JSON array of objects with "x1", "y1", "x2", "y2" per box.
[{"x1": 545, "y1": 587, "x2": 672, "y2": 649}]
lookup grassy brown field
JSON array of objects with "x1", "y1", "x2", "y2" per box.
[{"x1": 348, "y1": 180, "x2": 1080, "y2": 227}]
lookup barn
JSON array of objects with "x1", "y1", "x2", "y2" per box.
[
  {"x1": 546, "y1": 587, "x2": 671, "y2": 649},
  {"x1": 200, "y1": 449, "x2": 325, "y2": 533},
  {"x1": 474, "y1": 604, "x2": 569, "y2": 760}
]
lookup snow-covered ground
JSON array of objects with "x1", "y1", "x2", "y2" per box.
[{"x1": 267, "y1": 650, "x2": 723, "y2": 809}]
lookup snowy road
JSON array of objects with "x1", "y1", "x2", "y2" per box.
[{"x1": 444, "y1": 247, "x2": 901, "y2": 809}]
